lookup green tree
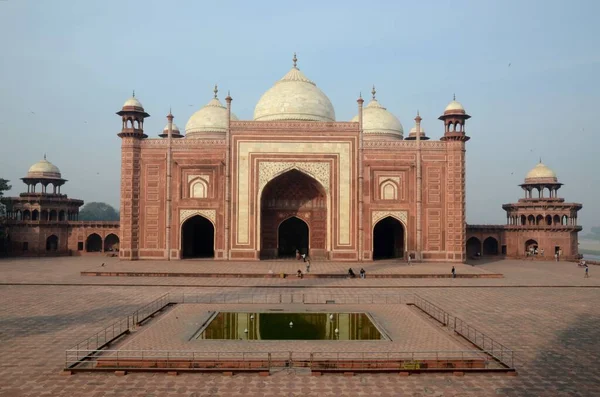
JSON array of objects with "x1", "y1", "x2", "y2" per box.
[
  {"x1": 0, "y1": 178, "x2": 11, "y2": 218},
  {"x1": 78, "y1": 202, "x2": 119, "y2": 221}
]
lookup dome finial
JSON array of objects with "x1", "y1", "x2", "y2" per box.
[
  {"x1": 132, "y1": 90, "x2": 135, "y2": 98},
  {"x1": 453, "y1": 93, "x2": 456, "y2": 101},
  {"x1": 371, "y1": 85, "x2": 376, "y2": 100},
  {"x1": 293, "y1": 52, "x2": 297, "y2": 68},
  {"x1": 539, "y1": 157, "x2": 542, "y2": 164},
  {"x1": 213, "y1": 84, "x2": 218, "y2": 99},
  {"x1": 44, "y1": 153, "x2": 46, "y2": 160}
]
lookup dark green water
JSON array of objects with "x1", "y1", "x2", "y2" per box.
[{"x1": 197, "y1": 312, "x2": 382, "y2": 340}]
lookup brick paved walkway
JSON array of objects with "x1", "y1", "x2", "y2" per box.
[{"x1": 1, "y1": 257, "x2": 600, "y2": 396}]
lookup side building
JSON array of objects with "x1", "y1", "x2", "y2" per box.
[
  {"x1": 466, "y1": 161, "x2": 582, "y2": 260},
  {"x1": 0, "y1": 157, "x2": 120, "y2": 256}
]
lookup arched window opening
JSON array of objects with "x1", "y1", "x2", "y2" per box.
[
  {"x1": 553, "y1": 215, "x2": 561, "y2": 225},
  {"x1": 23, "y1": 210, "x2": 31, "y2": 220},
  {"x1": 32, "y1": 210, "x2": 39, "y2": 221},
  {"x1": 59, "y1": 210, "x2": 65, "y2": 221},
  {"x1": 41, "y1": 210, "x2": 49, "y2": 221},
  {"x1": 545, "y1": 215, "x2": 552, "y2": 225},
  {"x1": 520, "y1": 215, "x2": 526, "y2": 225},
  {"x1": 536, "y1": 215, "x2": 543, "y2": 225},
  {"x1": 527, "y1": 215, "x2": 535, "y2": 225},
  {"x1": 49, "y1": 210, "x2": 57, "y2": 221}
]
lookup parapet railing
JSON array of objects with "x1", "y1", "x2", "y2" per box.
[
  {"x1": 65, "y1": 293, "x2": 172, "y2": 368},
  {"x1": 409, "y1": 294, "x2": 514, "y2": 369},
  {"x1": 65, "y1": 349, "x2": 498, "y2": 372}
]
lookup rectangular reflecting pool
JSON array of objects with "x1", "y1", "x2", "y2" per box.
[{"x1": 196, "y1": 312, "x2": 384, "y2": 340}]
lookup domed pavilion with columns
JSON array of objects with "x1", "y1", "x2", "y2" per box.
[
  {"x1": 1, "y1": 157, "x2": 120, "y2": 256},
  {"x1": 114, "y1": 54, "x2": 583, "y2": 262},
  {"x1": 466, "y1": 161, "x2": 582, "y2": 259}
]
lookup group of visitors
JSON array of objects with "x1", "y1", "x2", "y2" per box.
[{"x1": 347, "y1": 268, "x2": 366, "y2": 279}]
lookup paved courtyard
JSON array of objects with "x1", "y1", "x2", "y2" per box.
[{"x1": 0, "y1": 257, "x2": 599, "y2": 396}]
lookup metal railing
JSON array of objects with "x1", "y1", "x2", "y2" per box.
[
  {"x1": 65, "y1": 293, "x2": 172, "y2": 368},
  {"x1": 65, "y1": 349, "x2": 496, "y2": 372},
  {"x1": 64, "y1": 292, "x2": 515, "y2": 371},
  {"x1": 410, "y1": 294, "x2": 514, "y2": 369}
]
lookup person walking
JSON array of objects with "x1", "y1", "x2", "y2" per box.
[
  {"x1": 407, "y1": 254, "x2": 412, "y2": 266},
  {"x1": 451, "y1": 266, "x2": 456, "y2": 279},
  {"x1": 305, "y1": 259, "x2": 311, "y2": 273},
  {"x1": 585, "y1": 265, "x2": 589, "y2": 278}
]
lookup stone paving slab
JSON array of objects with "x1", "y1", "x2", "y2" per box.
[{"x1": 1, "y1": 282, "x2": 600, "y2": 396}]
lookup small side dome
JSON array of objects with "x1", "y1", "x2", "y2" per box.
[
  {"x1": 26, "y1": 156, "x2": 62, "y2": 179},
  {"x1": 351, "y1": 87, "x2": 403, "y2": 140},
  {"x1": 159, "y1": 122, "x2": 183, "y2": 138},
  {"x1": 253, "y1": 53, "x2": 335, "y2": 122},
  {"x1": 524, "y1": 161, "x2": 558, "y2": 183},
  {"x1": 405, "y1": 124, "x2": 430, "y2": 141},
  {"x1": 185, "y1": 86, "x2": 239, "y2": 139}
]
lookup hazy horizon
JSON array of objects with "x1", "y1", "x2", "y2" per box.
[{"x1": 1, "y1": 0, "x2": 598, "y2": 231}]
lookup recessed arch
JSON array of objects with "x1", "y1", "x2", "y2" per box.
[
  {"x1": 277, "y1": 216, "x2": 309, "y2": 258},
  {"x1": 260, "y1": 169, "x2": 327, "y2": 259},
  {"x1": 181, "y1": 215, "x2": 215, "y2": 258},
  {"x1": 104, "y1": 234, "x2": 120, "y2": 252},
  {"x1": 32, "y1": 210, "x2": 39, "y2": 221},
  {"x1": 466, "y1": 237, "x2": 481, "y2": 258},
  {"x1": 553, "y1": 215, "x2": 561, "y2": 225},
  {"x1": 527, "y1": 215, "x2": 535, "y2": 225},
  {"x1": 536, "y1": 215, "x2": 543, "y2": 225},
  {"x1": 380, "y1": 179, "x2": 398, "y2": 200},
  {"x1": 483, "y1": 237, "x2": 499, "y2": 255},
  {"x1": 86, "y1": 233, "x2": 102, "y2": 252},
  {"x1": 372, "y1": 216, "x2": 405, "y2": 260},
  {"x1": 545, "y1": 215, "x2": 552, "y2": 225},
  {"x1": 46, "y1": 235, "x2": 58, "y2": 251},
  {"x1": 190, "y1": 177, "x2": 209, "y2": 199},
  {"x1": 525, "y1": 239, "x2": 538, "y2": 255}
]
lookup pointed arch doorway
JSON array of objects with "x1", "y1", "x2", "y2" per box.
[
  {"x1": 278, "y1": 216, "x2": 309, "y2": 258},
  {"x1": 260, "y1": 169, "x2": 327, "y2": 259},
  {"x1": 181, "y1": 215, "x2": 215, "y2": 258},
  {"x1": 372, "y1": 216, "x2": 405, "y2": 260}
]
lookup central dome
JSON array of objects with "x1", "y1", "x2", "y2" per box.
[{"x1": 253, "y1": 55, "x2": 335, "y2": 122}]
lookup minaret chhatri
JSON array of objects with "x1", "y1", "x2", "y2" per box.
[{"x1": 117, "y1": 91, "x2": 149, "y2": 260}]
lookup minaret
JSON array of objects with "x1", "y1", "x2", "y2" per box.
[
  {"x1": 439, "y1": 96, "x2": 470, "y2": 262},
  {"x1": 415, "y1": 111, "x2": 423, "y2": 261},
  {"x1": 357, "y1": 93, "x2": 364, "y2": 261},
  {"x1": 116, "y1": 92, "x2": 149, "y2": 260},
  {"x1": 225, "y1": 89, "x2": 232, "y2": 260},
  {"x1": 165, "y1": 109, "x2": 174, "y2": 261}
]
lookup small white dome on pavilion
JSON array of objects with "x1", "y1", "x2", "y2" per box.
[{"x1": 350, "y1": 87, "x2": 403, "y2": 139}]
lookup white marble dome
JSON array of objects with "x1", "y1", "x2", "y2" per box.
[
  {"x1": 26, "y1": 157, "x2": 61, "y2": 179},
  {"x1": 351, "y1": 96, "x2": 403, "y2": 139},
  {"x1": 525, "y1": 162, "x2": 558, "y2": 183},
  {"x1": 185, "y1": 95, "x2": 238, "y2": 138},
  {"x1": 254, "y1": 60, "x2": 335, "y2": 122}
]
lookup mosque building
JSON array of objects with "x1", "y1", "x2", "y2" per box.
[{"x1": 0, "y1": 55, "x2": 582, "y2": 261}]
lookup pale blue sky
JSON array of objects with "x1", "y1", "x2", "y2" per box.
[{"x1": 0, "y1": 0, "x2": 598, "y2": 230}]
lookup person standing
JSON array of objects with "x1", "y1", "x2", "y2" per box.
[
  {"x1": 407, "y1": 254, "x2": 412, "y2": 266},
  {"x1": 359, "y1": 268, "x2": 366, "y2": 279},
  {"x1": 585, "y1": 265, "x2": 589, "y2": 278},
  {"x1": 555, "y1": 252, "x2": 559, "y2": 262},
  {"x1": 451, "y1": 266, "x2": 456, "y2": 279}
]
